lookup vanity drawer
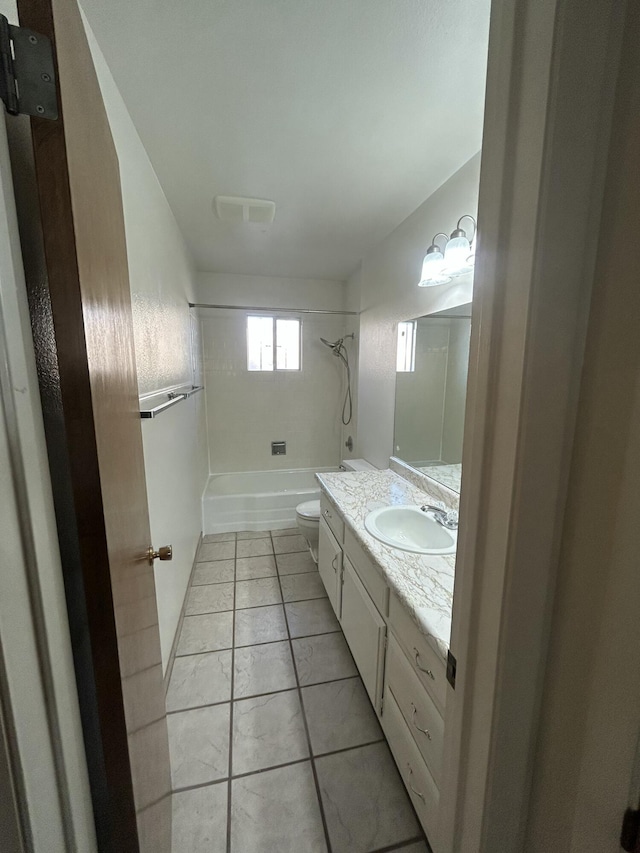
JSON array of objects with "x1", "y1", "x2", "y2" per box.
[
  {"x1": 389, "y1": 593, "x2": 447, "y2": 714},
  {"x1": 385, "y1": 634, "x2": 443, "y2": 783},
  {"x1": 382, "y1": 688, "x2": 440, "y2": 843},
  {"x1": 344, "y1": 527, "x2": 389, "y2": 616},
  {"x1": 320, "y1": 492, "x2": 344, "y2": 543}
]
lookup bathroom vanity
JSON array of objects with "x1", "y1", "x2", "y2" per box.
[{"x1": 316, "y1": 465, "x2": 457, "y2": 853}]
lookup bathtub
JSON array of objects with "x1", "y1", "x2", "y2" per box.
[{"x1": 202, "y1": 467, "x2": 339, "y2": 534}]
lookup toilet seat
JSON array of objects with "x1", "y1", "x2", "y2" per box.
[{"x1": 296, "y1": 499, "x2": 320, "y2": 521}]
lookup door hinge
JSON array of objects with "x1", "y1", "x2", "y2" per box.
[
  {"x1": 447, "y1": 649, "x2": 457, "y2": 690},
  {"x1": 0, "y1": 15, "x2": 57, "y2": 120},
  {"x1": 621, "y1": 807, "x2": 640, "y2": 851}
]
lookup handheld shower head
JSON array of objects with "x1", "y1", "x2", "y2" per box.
[
  {"x1": 320, "y1": 336, "x2": 342, "y2": 350},
  {"x1": 319, "y1": 333, "x2": 354, "y2": 425},
  {"x1": 320, "y1": 333, "x2": 354, "y2": 351}
]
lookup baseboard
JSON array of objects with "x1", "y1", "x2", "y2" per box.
[{"x1": 163, "y1": 531, "x2": 202, "y2": 695}]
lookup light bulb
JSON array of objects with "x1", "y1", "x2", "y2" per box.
[
  {"x1": 444, "y1": 234, "x2": 471, "y2": 275},
  {"x1": 419, "y1": 250, "x2": 446, "y2": 287}
]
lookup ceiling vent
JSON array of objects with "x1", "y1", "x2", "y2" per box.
[{"x1": 214, "y1": 196, "x2": 276, "y2": 224}]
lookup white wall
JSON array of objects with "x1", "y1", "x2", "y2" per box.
[
  {"x1": 201, "y1": 310, "x2": 348, "y2": 473},
  {"x1": 196, "y1": 273, "x2": 355, "y2": 473},
  {"x1": 342, "y1": 269, "x2": 362, "y2": 460},
  {"x1": 196, "y1": 272, "x2": 346, "y2": 312},
  {"x1": 347, "y1": 154, "x2": 481, "y2": 468},
  {"x1": 140, "y1": 395, "x2": 207, "y2": 666},
  {"x1": 84, "y1": 15, "x2": 207, "y2": 671}
]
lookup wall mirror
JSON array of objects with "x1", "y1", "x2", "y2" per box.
[{"x1": 393, "y1": 303, "x2": 472, "y2": 492}]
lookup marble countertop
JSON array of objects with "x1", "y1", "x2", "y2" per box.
[
  {"x1": 419, "y1": 463, "x2": 462, "y2": 494},
  {"x1": 316, "y1": 469, "x2": 455, "y2": 660}
]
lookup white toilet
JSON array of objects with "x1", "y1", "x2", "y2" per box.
[
  {"x1": 295, "y1": 499, "x2": 321, "y2": 563},
  {"x1": 295, "y1": 459, "x2": 376, "y2": 563}
]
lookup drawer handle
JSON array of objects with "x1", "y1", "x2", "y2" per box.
[
  {"x1": 324, "y1": 508, "x2": 332, "y2": 518},
  {"x1": 407, "y1": 764, "x2": 425, "y2": 802},
  {"x1": 413, "y1": 648, "x2": 435, "y2": 680},
  {"x1": 411, "y1": 703, "x2": 432, "y2": 740},
  {"x1": 331, "y1": 555, "x2": 338, "y2": 573}
]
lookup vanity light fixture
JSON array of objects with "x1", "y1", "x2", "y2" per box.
[
  {"x1": 418, "y1": 215, "x2": 477, "y2": 287},
  {"x1": 418, "y1": 233, "x2": 450, "y2": 287},
  {"x1": 444, "y1": 214, "x2": 477, "y2": 274}
]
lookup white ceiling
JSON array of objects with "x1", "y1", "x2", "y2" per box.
[{"x1": 81, "y1": 0, "x2": 490, "y2": 281}]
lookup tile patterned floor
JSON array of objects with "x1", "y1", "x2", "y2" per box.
[{"x1": 165, "y1": 529, "x2": 430, "y2": 853}]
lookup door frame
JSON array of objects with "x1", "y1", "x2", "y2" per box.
[
  {"x1": 9, "y1": 0, "x2": 171, "y2": 847},
  {"x1": 0, "y1": 105, "x2": 96, "y2": 850},
  {"x1": 440, "y1": 0, "x2": 629, "y2": 850}
]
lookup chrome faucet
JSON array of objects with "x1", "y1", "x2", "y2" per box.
[{"x1": 420, "y1": 503, "x2": 459, "y2": 530}]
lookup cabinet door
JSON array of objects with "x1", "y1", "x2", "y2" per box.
[
  {"x1": 341, "y1": 557, "x2": 386, "y2": 712},
  {"x1": 318, "y1": 516, "x2": 342, "y2": 617}
]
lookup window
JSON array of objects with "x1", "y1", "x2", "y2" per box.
[
  {"x1": 247, "y1": 315, "x2": 301, "y2": 371},
  {"x1": 396, "y1": 320, "x2": 416, "y2": 372}
]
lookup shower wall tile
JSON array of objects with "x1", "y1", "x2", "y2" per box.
[{"x1": 202, "y1": 312, "x2": 350, "y2": 473}]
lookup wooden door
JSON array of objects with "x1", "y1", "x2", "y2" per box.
[{"x1": 9, "y1": 0, "x2": 171, "y2": 850}]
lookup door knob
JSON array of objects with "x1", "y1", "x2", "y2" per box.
[{"x1": 148, "y1": 544, "x2": 173, "y2": 565}]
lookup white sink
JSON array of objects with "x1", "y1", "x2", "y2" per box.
[{"x1": 364, "y1": 505, "x2": 457, "y2": 555}]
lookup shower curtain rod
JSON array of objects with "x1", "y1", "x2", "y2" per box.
[{"x1": 189, "y1": 302, "x2": 359, "y2": 316}]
